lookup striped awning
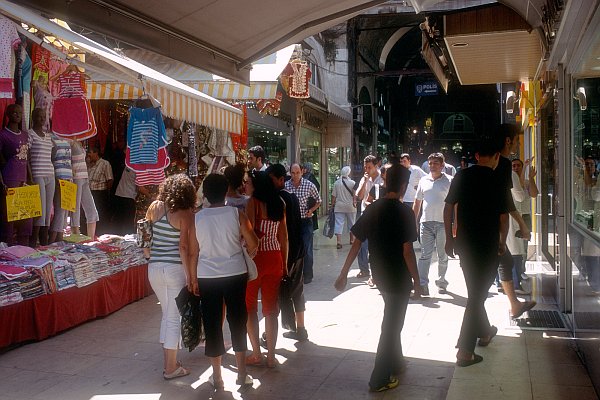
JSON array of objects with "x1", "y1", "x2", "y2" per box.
[
  {"x1": 88, "y1": 81, "x2": 242, "y2": 133},
  {"x1": 189, "y1": 82, "x2": 279, "y2": 100}
]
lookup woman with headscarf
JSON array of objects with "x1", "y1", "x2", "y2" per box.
[{"x1": 331, "y1": 166, "x2": 356, "y2": 249}]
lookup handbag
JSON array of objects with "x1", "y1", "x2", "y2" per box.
[
  {"x1": 175, "y1": 286, "x2": 204, "y2": 352},
  {"x1": 322, "y1": 207, "x2": 335, "y2": 238},
  {"x1": 136, "y1": 218, "x2": 153, "y2": 248},
  {"x1": 242, "y1": 246, "x2": 258, "y2": 281}
]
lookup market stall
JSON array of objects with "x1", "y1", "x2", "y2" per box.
[{"x1": 0, "y1": 2, "x2": 244, "y2": 348}]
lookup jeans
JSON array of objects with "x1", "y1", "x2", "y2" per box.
[
  {"x1": 358, "y1": 239, "x2": 370, "y2": 274},
  {"x1": 301, "y1": 219, "x2": 314, "y2": 280},
  {"x1": 148, "y1": 261, "x2": 187, "y2": 350},
  {"x1": 456, "y1": 251, "x2": 498, "y2": 353},
  {"x1": 417, "y1": 221, "x2": 448, "y2": 288},
  {"x1": 369, "y1": 288, "x2": 411, "y2": 389}
]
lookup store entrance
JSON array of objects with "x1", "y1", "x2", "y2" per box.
[{"x1": 539, "y1": 97, "x2": 560, "y2": 304}]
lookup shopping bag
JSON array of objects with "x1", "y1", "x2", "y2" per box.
[
  {"x1": 136, "y1": 218, "x2": 153, "y2": 248},
  {"x1": 175, "y1": 286, "x2": 205, "y2": 352},
  {"x1": 322, "y1": 208, "x2": 335, "y2": 238}
]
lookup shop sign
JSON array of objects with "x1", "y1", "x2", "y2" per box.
[
  {"x1": 5, "y1": 185, "x2": 42, "y2": 222},
  {"x1": 303, "y1": 109, "x2": 326, "y2": 132},
  {"x1": 415, "y1": 81, "x2": 439, "y2": 96},
  {"x1": 59, "y1": 180, "x2": 78, "y2": 212}
]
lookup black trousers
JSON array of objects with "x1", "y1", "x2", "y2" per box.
[
  {"x1": 369, "y1": 287, "x2": 411, "y2": 389},
  {"x1": 497, "y1": 248, "x2": 514, "y2": 282},
  {"x1": 456, "y1": 251, "x2": 499, "y2": 354},
  {"x1": 198, "y1": 273, "x2": 248, "y2": 357},
  {"x1": 91, "y1": 189, "x2": 111, "y2": 235}
]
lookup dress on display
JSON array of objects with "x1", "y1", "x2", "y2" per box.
[
  {"x1": 51, "y1": 70, "x2": 97, "y2": 141},
  {"x1": 0, "y1": 15, "x2": 20, "y2": 124}
]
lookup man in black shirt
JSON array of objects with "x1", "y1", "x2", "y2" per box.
[
  {"x1": 444, "y1": 136, "x2": 509, "y2": 367},
  {"x1": 335, "y1": 164, "x2": 420, "y2": 393},
  {"x1": 494, "y1": 124, "x2": 536, "y2": 318},
  {"x1": 268, "y1": 164, "x2": 308, "y2": 341}
]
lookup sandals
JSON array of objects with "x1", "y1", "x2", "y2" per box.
[
  {"x1": 163, "y1": 365, "x2": 190, "y2": 380},
  {"x1": 246, "y1": 354, "x2": 265, "y2": 366},
  {"x1": 456, "y1": 353, "x2": 483, "y2": 367},
  {"x1": 511, "y1": 300, "x2": 537, "y2": 319},
  {"x1": 208, "y1": 375, "x2": 225, "y2": 391},
  {"x1": 266, "y1": 356, "x2": 278, "y2": 368},
  {"x1": 369, "y1": 377, "x2": 399, "y2": 392},
  {"x1": 236, "y1": 373, "x2": 254, "y2": 386},
  {"x1": 336, "y1": 243, "x2": 343, "y2": 249},
  {"x1": 478, "y1": 325, "x2": 498, "y2": 347}
]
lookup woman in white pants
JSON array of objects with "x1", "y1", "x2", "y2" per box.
[{"x1": 146, "y1": 174, "x2": 196, "y2": 380}]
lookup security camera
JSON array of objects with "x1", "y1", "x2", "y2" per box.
[
  {"x1": 575, "y1": 87, "x2": 587, "y2": 111},
  {"x1": 506, "y1": 91, "x2": 516, "y2": 114}
]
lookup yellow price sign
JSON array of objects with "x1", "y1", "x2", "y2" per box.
[
  {"x1": 59, "y1": 179, "x2": 77, "y2": 212},
  {"x1": 5, "y1": 185, "x2": 42, "y2": 222}
]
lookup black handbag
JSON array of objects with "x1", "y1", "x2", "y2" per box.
[{"x1": 175, "y1": 286, "x2": 205, "y2": 352}]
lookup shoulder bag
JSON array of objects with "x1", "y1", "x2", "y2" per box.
[{"x1": 341, "y1": 178, "x2": 356, "y2": 208}]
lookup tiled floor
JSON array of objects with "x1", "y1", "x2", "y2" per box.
[{"x1": 0, "y1": 233, "x2": 597, "y2": 399}]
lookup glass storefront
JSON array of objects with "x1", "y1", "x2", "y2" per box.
[
  {"x1": 247, "y1": 123, "x2": 290, "y2": 165},
  {"x1": 326, "y1": 147, "x2": 351, "y2": 205},
  {"x1": 299, "y1": 127, "x2": 322, "y2": 186}
]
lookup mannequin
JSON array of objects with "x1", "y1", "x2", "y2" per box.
[
  {"x1": 29, "y1": 108, "x2": 55, "y2": 246},
  {"x1": 49, "y1": 133, "x2": 72, "y2": 243},
  {"x1": 0, "y1": 104, "x2": 33, "y2": 245},
  {"x1": 70, "y1": 140, "x2": 98, "y2": 239}
]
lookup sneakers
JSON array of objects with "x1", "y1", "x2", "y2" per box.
[
  {"x1": 369, "y1": 377, "x2": 399, "y2": 392},
  {"x1": 421, "y1": 285, "x2": 430, "y2": 296},
  {"x1": 437, "y1": 286, "x2": 448, "y2": 294},
  {"x1": 283, "y1": 327, "x2": 308, "y2": 341},
  {"x1": 260, "y1": 332, "x2": 268, "y2": 349},
  {"x1": 521, "y1": 273, "x2": 530, "y2": 281}
]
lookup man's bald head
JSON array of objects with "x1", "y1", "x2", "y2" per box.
[{"x1": 290, "y1": 163, "x2": 302, "y2": 184}]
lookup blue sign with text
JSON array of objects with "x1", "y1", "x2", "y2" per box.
[{"x1": 415, "y1": 81, "x2": 439, "y2": 96}]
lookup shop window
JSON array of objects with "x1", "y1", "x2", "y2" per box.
[{"x1": 572, "y1": 78, "x2": 600, "y2": 240}]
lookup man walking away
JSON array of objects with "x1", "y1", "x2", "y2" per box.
[
  {"x1": 444, "y1": 136, "x2": 509, "y2": 367},
  {"x1": 335, "y1": 164, "x2": 421, "y2": 392},
  {"x1": 268, "y1": 164, "x2": 309, "y2": 341}
]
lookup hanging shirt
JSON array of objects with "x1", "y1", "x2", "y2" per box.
[
  {"x1": 127, "y1": 107, "x2": 165, "y2": 164},
  {"x1": 57, "y1": 71, "x2": 86, "y2": 98},
  {"x1": 0, "y1": 15, "x2": 20, "y2": 98},
  {"x1": 0, "y1": 128, "x2": 31, "y2": 183},
  {"x1": 28, "y1": 130, "x2": 55, "y2": 178}
]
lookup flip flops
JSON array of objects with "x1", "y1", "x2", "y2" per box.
[
  {"x1": 478, "y1": 326, "x2": 498, "y2": 347},
  {"x1": 369, "y1": 377, "x2": 399, "y2": 392},
  {"x1": 512, "y1": 300, "x2": 537, "y2": 319},
  {"x1": 246, "y1": 354, "x2": 265, "y2": 366},
  {"x1": 163, "y1": 365, "x2": 189, "y2": 380},
  {"x1": 456, "y1": 353, "x2": 484, "y2": 367}
]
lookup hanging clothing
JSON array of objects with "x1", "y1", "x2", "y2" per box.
[
  {"x1": 127, "y1": 107, "x2": 165, "y2": 164},
  {"x1": 135, "y1": 169, "x2": 166, "y2": 186},
  {"x1": 51, "y1": 71, "x2": 96, "y2": 140},
  {"x1": 18, "y1": 47, "x2": 32, "y2": 130},
  {"x1": 0, "y1": 15, "x2": 20, "y2": 100}
]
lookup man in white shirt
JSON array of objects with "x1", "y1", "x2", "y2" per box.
[
  {"x1": 400, "y1": 153, "x2": 426, "y2": 209},
  {"x1": 248, "y1": 145, "x2": 267, "y2": 172},
  {"x1": 355, "y1": 155, "x2": 383, "y2": 278},
  {"x1": 413, "y1": 153, "x2": 453, "y2": 296}
]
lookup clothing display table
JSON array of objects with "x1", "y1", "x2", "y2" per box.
[{"x1": 0, "y1": 263, "x2": 151, "y2": 348}]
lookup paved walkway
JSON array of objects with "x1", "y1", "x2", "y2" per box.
[{"x1": 0, "y1": 233, "x2": 597, "y2": 400}]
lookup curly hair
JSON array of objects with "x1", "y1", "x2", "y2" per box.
[{"x1": 157, "y1": 174, "x2": 196, "y2": 212}]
